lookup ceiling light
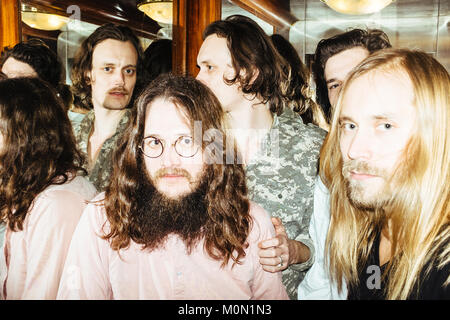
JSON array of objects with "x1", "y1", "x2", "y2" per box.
[
  {"x1": 321, "y1": 0, "x2": 394, "y2": 15},
  {"x1": 21, "y1": 4, "x2": 69, "y2": 31},
  {"x1": 137, "y1": 0, "x2": 172, "y2": 25}
]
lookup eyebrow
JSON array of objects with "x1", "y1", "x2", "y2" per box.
[
  {"x1": 338, "y1": 115, "x2": 353, "y2": 123},
  {"x1": 326, "y1": 78, "x2": 339, "y2": 84},
  {"x1": 338, "y1": 113, "x2": 399, "y2": 123},
  {"x1": 101, "y1": 62, "x2": 137, "y2": 68},
  {"x1": 144, "y1": 132, "x2": 192, "y2": 138}
]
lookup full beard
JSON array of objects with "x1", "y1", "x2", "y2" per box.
[
  {"x1": 342, "y1": 160, "x2": 393, "y2": 211},
  {"x1": 129, "y1": 168, "x2": 209, "y2": 252}
]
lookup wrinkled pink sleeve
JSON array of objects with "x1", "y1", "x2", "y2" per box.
[
  {"x1": 21, "y1": 190, "x2": 89, "y2": 299},
  {"x1": 248, "y1": 203, "x2": 290, "y2": 300},
  {"x1": 57, "y1": 198, "x2": 112, "y2": 300}
]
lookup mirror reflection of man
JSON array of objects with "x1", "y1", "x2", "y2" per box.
[
  {"x1": 299, "y1": 28, "x2": 391, "y2": 300},
  {"x1": 71, "y1": 23, "x2": 144, "y2": 191}
]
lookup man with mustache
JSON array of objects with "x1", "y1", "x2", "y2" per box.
[
  {"x1": 313, "y1": 49, "x2": 449, "y2": 299},
  {"x1": 298, "y1": 28, "x2": 391, "y2": 299},
  {"x1": 71, "y1": 23, "x2": 144, "y2": 190},
  {"x1": 57, "y1": 74, "x2": 289, "y2": 299}
]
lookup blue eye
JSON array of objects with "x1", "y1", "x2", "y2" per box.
[
  {"x1": 341, "y1": 123, "x2": 356, "y2": 130},
  {"x1": 377, "y1": 123, "x2": 393, "y2": 130}
]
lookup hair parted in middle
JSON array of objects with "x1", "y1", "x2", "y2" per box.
[
  {"x1": 70, "y1": 23, "x2": 145, "y2": 110},
  {"x1": 320, "y1": 48, "x2": 450, "y2": 300},
  {"x1": 103, "y1": 73, "x2": 252, "y2": 267},
  {"x1": 203, "y1": 15, "x2": 292, "y2": 115}
]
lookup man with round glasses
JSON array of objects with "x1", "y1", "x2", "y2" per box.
[{"x1": 57, "y1": 74, "x2": 289, "y2": 299}]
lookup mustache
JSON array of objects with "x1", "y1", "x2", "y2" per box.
[
  {"x1": 342, "y1": 160, "x2": 385, "y2": 178},
  {"x1": 107, "y1": 87, "x2": 129, "y2": 95},
  {"x1": 155, "y1": 167, "x2": 193, "y2": 181}
]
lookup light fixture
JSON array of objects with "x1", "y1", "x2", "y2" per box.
[
  {"x1": 21, "y1": 4, "x2": 69, "y2": 31},
  {"x1": 137, "y1": 0, "x2": 173, "y2": 24},
  {"x1": 321, "y1": 0, "x2": 394, "y2": 15}
]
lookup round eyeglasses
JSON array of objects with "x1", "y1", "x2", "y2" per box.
[{"x1": 139, "y1": 135, "x2": 200, "y2": 158}]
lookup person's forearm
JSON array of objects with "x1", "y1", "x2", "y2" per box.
[{"x1": 288, "y1": 239, "x2": 310, "y2": 265}]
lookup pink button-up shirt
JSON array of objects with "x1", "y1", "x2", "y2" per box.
[
  {"x1": 0, "y1": 176, "x2": 97, "y2": 300},
  {"x1": 57, "y1": 193, "x2": 289, "y2": 300}
]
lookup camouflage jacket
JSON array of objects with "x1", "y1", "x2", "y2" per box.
[
  {"x1": 246, "y1": 108, "x2": 327, "y2": 300},
  {"x1": 74, "y1": 109, "x2": 131, "y2": 191}
]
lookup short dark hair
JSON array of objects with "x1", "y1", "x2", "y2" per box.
[
  {"x1": 143, "y1": 39, "x2": 172, "y2": 83},
  {"x1": 313, "y1": 28, "x2": 391, "y2": 122},
  {"x1": 0, "y1": 77, "x2": 86, "y2": 231},
  {"x1": 71, "y1": 23, "x2": 144, "y2": 110},
  {"x1": 203, "y1": 15, "x2": 291, "y2": 115}
]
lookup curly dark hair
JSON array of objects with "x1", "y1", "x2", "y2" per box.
[
  {"x1": 71, "y1": 23, "x2": 145, "y2": 110},
  {"x1": 313, "y1": 28, "x2": 391, "y2": 123},
  {"x1": 203, "y1": 15, "x2": 292, "y2": 115},
  {"x1": 103, "y1": 73, "x2": 252, "y2": 267},
  {"x1": 0, "y1": 77, "x2": 86, "y2": 231}
]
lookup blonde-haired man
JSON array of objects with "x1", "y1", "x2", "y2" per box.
[{"x1": 312, "y1": 49, "x2": 449, "y2": 299}]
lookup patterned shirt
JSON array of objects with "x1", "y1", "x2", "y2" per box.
[
  {"x1": 246, "y1": 107, "x2": 327, "y2": 299},
  {"x1": 74, "y1": 109, "x2": 131, "y2": 191}
]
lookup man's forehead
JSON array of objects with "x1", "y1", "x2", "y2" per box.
[
  {"x1": 325, "y1": 47, "x2": 369, "y2": 81},
  {"x1": 198, "y1": 35, "x2": 232, "y2": 63},
  {"x1": 340, "y1": 70, "x2": 415, "y2": 120},
  {"x1": 145, "y1": 98, "x2": 192, "y2": 133},
  {"x1": 92, "y1": 39, "x2": 137, "y2": 63}
]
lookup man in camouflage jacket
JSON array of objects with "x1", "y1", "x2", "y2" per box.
[
  {"x1": 71, "y1": 24, "x2": 144, "y2": 191},
  {"x1": 196, "y1": 15, "x2": 326, "y2": 299}
]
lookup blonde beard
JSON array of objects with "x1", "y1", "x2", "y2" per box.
[{"x1": 342, "y1": 160, "x2": 394, "y2": 211}]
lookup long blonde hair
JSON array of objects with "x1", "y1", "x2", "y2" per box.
[{"x1": 320, "y1": 49, "x2": 450, "y2": 299}]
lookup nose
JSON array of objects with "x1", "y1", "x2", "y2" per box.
[
  {"x1": 160, "y1": 142, "x2": 181, "y2": 168},
  {"x1": 346, "y1": 129, "x2": 372, "y2": 161},
  {"x1": 113, "y1": 70, "x2": 125, "y2": 86},
  {"x1": 195, "y1": 69, "x2": 206, "y2": 84}
]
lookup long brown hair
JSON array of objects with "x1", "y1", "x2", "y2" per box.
[
  {"x1": 0, "y1": 78, "x2": 86, "y2": 231},
  {"x1": 70, "y1": 23, "x2": 144, "y2": 110},
  {"x1": 203, "y1": 15, "x2": 291, "y2": 115},
  {"x1": 321, "y1": 49, "x2": 450, "y2": 299},
  {"x1": 103, "y1": 74, "x2": 252, "y2": 267}
]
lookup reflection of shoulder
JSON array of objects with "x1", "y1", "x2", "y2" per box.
[
  {"x1": 277, "y1": 110, "x2": 326, "y2": 147},
  {"x1": 246, "y1": 201, "x2": 274, "y2": 241},
  {"x1": 81, "y1": 192, "x2": 109, "y2": 233}
]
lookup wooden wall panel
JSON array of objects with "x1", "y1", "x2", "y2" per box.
[
  {"x1": 1, "y1": 0, "x2": 21, "y2": 54},
  {"x1": 172, "y1": 0, "x2": 221, "y2": 77}
]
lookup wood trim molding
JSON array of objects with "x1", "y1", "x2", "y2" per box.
[
  {"x1": 230, "y1": 0, "x2": 298, "y2": 29},
  {"x1": 172, "y1": 0, "x2": 221, "y2": 77},
  {"x1": 1, "y1": 0, "x2": 21, "y2": 53}
]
